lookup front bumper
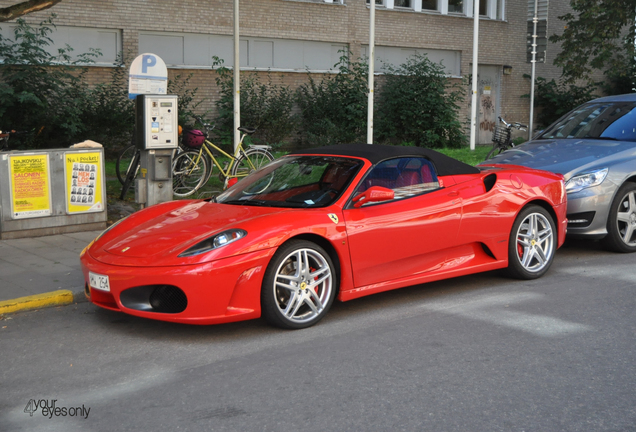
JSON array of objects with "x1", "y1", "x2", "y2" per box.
[
  {"x1": 565, "y1": 184, "x2": 616, "y2": 239},
  {"x1": 80, "y1": 247, "x2": 276, "y2": 325}
]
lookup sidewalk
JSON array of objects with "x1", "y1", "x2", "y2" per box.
[{"x1": 0, "y1": 230, "x2": 102, "y2": 314}]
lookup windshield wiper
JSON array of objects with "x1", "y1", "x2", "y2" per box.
[{"x1": 221, "y1": 199, "x2": 270, "y2": 206}]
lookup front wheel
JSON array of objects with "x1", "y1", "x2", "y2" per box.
[
  {"x1": 486, "y1": 145, "x2": 507, "y2": 160},
  {"x1": 261, "y1": 240, "x2": 337, "y2": 329},
  {"x1": 230, "y1": 147, "x2": 274, "y2": 179},
  {"x1": 507, "y1": 205, "x2": 556, "y2": 279},
  {"x1": 602, "y1": 182, "x2": 636, "y2": 253},
  {"x1": 172, "y1": 150, "x2": 208, "y2": 197}
]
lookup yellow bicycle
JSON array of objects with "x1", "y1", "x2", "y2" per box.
[{"x1": 173, "y1": 118, "x2": 274, "y2": 197}]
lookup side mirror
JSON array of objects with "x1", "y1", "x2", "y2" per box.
[{"x1": 352, "y1": 186, "x2": 395, "y2": 208}]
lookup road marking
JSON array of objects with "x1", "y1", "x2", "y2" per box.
[{"x1": 420, "y1": 292, "x2": 592, "y2": 337}]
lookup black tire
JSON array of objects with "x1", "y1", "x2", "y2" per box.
[
  {"x1": 119, "y1": 150, "x2": 140, "y2": 200},
  {"x1": 172, "y1": 150, "x2": 208, "y2": 197},
  {"x1": 261, "y1": 240, "x2": 337, "y2": 329},
  {"x1": 602, "y1": 182, "x2": 636, "y2": 253},
  {"x1": 230, "y1": 147, "x2": 274, "y2": 179},
  {"x1": 507, "y1": 205, "x2": 557, "y2": 280},
  {"x1": 116, "y1": 144, "x2": 138, "y2": 185}
]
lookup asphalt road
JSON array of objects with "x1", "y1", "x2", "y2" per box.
[{"x1": 1, "y1": 239, "x2": 635, "y2": 432}]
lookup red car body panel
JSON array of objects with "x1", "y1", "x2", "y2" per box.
[{"x1": 80, "y1": 150, "x2": 566, "y2": 325}]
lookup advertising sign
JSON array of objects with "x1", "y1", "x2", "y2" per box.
[
  {"x1": 64, "y1": 152, "x2": 104, "y2": 214},
  {"x1": 8, "y1": 154, "x2": 52, "y2": 219},
  {"x1": 128, "y1": 53, "x2": 168, "y2": 99}
]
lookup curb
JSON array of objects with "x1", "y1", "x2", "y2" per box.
[{"x1": 0, "y1": 289, "x2": 87, "y2": 315}]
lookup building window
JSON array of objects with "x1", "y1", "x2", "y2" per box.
[
  {"x1": 421, "y1": 0, "x2": 439, "y2": 11},
  {"x1": 364, "y1": 0, "x2": 504, "y2": 18},
  {"x1": 447, "y1": 0, "x2": 463, "y2": 13}
]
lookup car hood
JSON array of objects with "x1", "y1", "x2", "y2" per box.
[
  {"x1": 94, "y1": 201, "x2": 292, "y2": 265},
  {"x1": 484, "y1": 138, "x2": 636, "y2": 180}
]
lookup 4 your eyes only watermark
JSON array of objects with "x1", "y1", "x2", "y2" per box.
[{"x1": 24, "y1": 399, "x2": 91, "y2": 419}]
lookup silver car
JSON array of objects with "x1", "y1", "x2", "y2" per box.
[{"x1": 482, "y1": 93, "x2": 636, "y2": 253}]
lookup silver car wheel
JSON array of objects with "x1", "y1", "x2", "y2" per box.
[
  {"x1": 273, "y1": 248, "x2": 333, "y2": 325},
  {"x1": 616, "y1": 190, "x2": 636, "y2": 246},
  {"x1": 515, "y1": 212, "x2": 554, "y2": 273}
]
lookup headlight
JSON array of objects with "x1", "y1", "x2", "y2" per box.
[
  {"x1": 565, "y1": 168, "x2": 608, "y2": 194},
  {"x1": 179, "y1": 229, "x2": 247, "y2": 257}
]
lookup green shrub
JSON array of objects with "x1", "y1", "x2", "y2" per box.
[
  {"x1": 214, "y1": 57, "x2": 296, "y2": 148},
  {"x1": 296, "y1": 53, "x2": 368, "y2": 147},
  {"x1": 375, "y1": 54, "x2": 466, "y2": 148},
  {"x1": 525, "y1": 75, "x2": 599, "y2": 128},
  {"x1": 79, "y1": 53, "x2": 134, "y2": 152},
  {"x1": 168, "y1": 72, "x2": 206, "y2": 129},
  {"x1": 0, "y1": 16, "x2": 99, "y2": 148}
]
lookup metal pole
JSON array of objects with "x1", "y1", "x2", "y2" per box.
[
  {"x1": 367, "y1": 0, "x2": 375, "y2": 144},
  {"x1": 529, "y1": 0, "x2": 539, "y2": 139},
  {"x1": 233, "y1": 0, "x2": 240, "y2": 152},
  {"x1": 469, "y1": 0, "x2": 481, "y2": 151}
]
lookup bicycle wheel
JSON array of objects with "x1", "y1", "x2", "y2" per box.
[
  {"x1": 120, "y1": 150, "x2": 140, "y2": 200},
  {"x1": 230, "y1": 147, "x2": 274, "y2": 178},
  {"x1": 116, "y1": 144, "x2": 138, "y2": 185},
  {"x1": 172, "y1": 150, "x2": 208, "y2": 197},
  {"x1": 486, "y1": 145, "x2": 506, "y2": 160}
]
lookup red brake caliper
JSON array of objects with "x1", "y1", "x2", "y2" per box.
[{"x1": 517, "y1": 242, "x2": 524, "y2": 259}]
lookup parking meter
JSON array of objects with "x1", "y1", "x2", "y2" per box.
[
  {"x1": 135, "y1": 94, "x2": 179, "y2": 150},
  {"x1": 134, "y1": 94, "x2": 178, "y2": 206}
]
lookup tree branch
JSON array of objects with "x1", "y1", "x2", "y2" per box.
[{"x1": 0, "y1": 0, "x2": 63, "y2": 22}]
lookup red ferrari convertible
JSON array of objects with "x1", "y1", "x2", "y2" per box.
[{"x1": 81, "y1": 144, "x2": 567, "y2": 329}]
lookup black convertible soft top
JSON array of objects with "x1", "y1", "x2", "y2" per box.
[{"x1": 290, "y1": 143, "x2": 480, "y2": 176}]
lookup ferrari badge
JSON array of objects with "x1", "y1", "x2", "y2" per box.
[{"x1": 328, "y1": 214, "x2": 339, "y2": 224}]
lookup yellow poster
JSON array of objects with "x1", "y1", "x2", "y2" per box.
[
  {"x1": 9, "y1": 154, "x2": 52, "y2": 219},
  {"x1": 65, "y1": 152, "x2": 104, "y2": 214}
]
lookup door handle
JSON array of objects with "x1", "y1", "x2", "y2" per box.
[{"x1": 447, "y1": 191, "x2": 459, "y2": 197}]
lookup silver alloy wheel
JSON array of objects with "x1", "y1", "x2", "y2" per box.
[
  {"x1": 616, "y1": 190, "x2": 636, "y2": 246},
  {"x1": 515, "y1": 212, "x2": 555, "y2": 273},
  {"x1": 273, "y1": 248, "x2": 333, "y2": 324}
]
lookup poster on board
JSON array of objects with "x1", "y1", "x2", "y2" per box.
[
  {"x1": 64, "y1": 152, "x2": 104, "y2": 214},
  {"x1": 8, "y1": 154, "x2": 52, "y2": 219}
]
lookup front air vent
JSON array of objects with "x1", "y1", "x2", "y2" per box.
[
  {"x1": 120, "y1": 285, "x2": 188, "y2": 314},
  {"x1": 149, "y1": 285, "x2": 188, "y2": 313}
]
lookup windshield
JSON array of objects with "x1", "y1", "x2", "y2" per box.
[
  {"x1": 216, "y1": 156, "x2": 363, "y2": 208},
  {"x1": 538, "y1": 102, "x2": 636, "y2": 141}
]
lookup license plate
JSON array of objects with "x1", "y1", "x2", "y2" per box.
[{"x1": 89, "y1": 272, "x2": 110, "y2": 292}]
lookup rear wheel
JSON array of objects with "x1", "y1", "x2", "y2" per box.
[
  {"x1": 602, "y1": 182, "x2": 636, "y2": 253},
  {"x1": 230, "y1": 147, "x2": 274, "y2": 179},
  {"x1": 116, "y1": 144, "x2": 138, "y2": 185},
  {"x1": 486, "y1": 145, "x2": 506, "y2": 160},
  {"x1": 261, "y1": 240, "x2": 337, "y2": 329},
  {"x1": 507, "y1": 205, "x2": 556, "y2": 279},
  {"x1": 172, "y1": 150, "x2": 208, "y2": 197}
]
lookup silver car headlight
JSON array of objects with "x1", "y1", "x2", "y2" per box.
[
  {"x1": 565, "y1": 168, "x2": 608, "y2": 194},
  {"x1": 179, "y1": 229, "x2": 247, "y2": 257}
]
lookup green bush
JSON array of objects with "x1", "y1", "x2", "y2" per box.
[
  {"x1": 296, "y1": 53, "x2": 368, "y2": 147},
  {"x1": 214, "y1": 57, "x2": 296, "y2": 148},
  {"x1": 0, "y1": 16, "x2": 99, "y2": 148},
  {"x1": 80, "y1": 53, "x2": 134, "y2": 152},
  {"x1": 375, "y1": 54, "x2": 466, "y2": 148},
  {"x1": 525, "y1": 75, "x2": 599, "y2": 128},
  {"x1": 168, "y1": 72, "x2": 205, "y2": 129}
]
